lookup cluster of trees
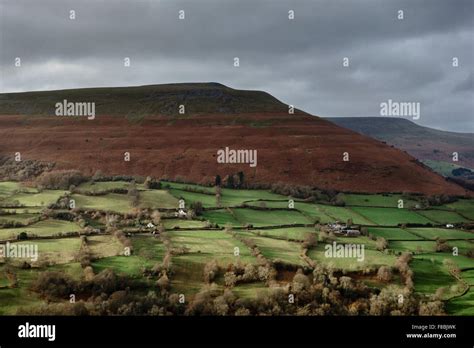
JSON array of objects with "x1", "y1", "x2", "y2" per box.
[
  {"x1": 144, "y1": 176, "x2": 161, "y2": 189},
  {"x1": 36, "y1": 170, "x2": 86, "y2": 190},
  {"x1": 0, "y1": 156, "x2": 54, "y2": 181},
  {"x1": 218, "y1": 171, "x2": 246, "y2": 189},
  {"x1": 22, "y1": 250, "x2": 445, "y2": 316}
]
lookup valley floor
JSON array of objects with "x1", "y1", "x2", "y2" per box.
[{"x1": 0, "y1": 179, "x2": 473, "y2": 315}]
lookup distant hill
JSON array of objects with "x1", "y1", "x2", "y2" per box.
[
  {"x1": 325, "y1": 117, "x2": 474, "y2": 168},
  {"x1": 326, "y1": 117, "x2": 474, "y2": 191},
  {"x1": 0, "y1": 85, "x2": 468, "y2": 195},
  {"x1": 0, "y1": 83, "x2": 291, "y2": 118}
]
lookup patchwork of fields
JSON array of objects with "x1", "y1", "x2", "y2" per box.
[{"x1": 0, "y1": 180, "x2": 473, "y2": 315}]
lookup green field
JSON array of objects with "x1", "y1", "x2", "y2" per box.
[
  {"x1": 219, "y1": 188, "x2": 287, "y2": 207},
  {"x1": 92, "y1": 255, "x2": 154, "y2": 277},
  {"x1": 408, "y1": 228, "x2": 474, "y2": 240},
  {"x1": 13, "y1": 238, "x2": 82, "y2": 265},
  {"x1": 341, "y1": 193, "x2": 420, "y2": 208},
  {"x1": 162, "y1": 181, "x2": 215, "y2": 194},
  {"x1": 447, "y1": 240, "x2": 474, "y2": 256},
  {"x1": 410, "y1": 258, "x2": 457, "y2": 296},
  {"x1": 460, "y1": 269, "x2": 474, "y2": 285},
  {"x1": 232, "y1": 208, "x2": 312, "y2": 227},
  {"x1": 201, "y1": 209, "x2": 242, "y2": 227},
  {"x1": 7, "y1": 190, "x2": 66, "y2": 207},
  {"x1": 168, "y1": 230, "x2": 256, "y2": 296},
  {"x1": 447, "y1": 290, "x2": 474, "y2": 315},
  {"x1": 0, "y1": 219, "x2": 81, "y2": 240},
  {"x1": 71, "y1": 193, "x2": 132, "y2": 213},
  {"x1": 76, "y1": 181, "x2": 133, "y2": 192},
  {"x1": 351, "y1": 207, "x2": 434, "y2": 226},
  {"x1": 240, "y1": 232, "x2": 306, "y2": 266},
  {"x1": 1, "y1": 178, "x2": 474, "y2": 315},
  {"x1": 389, "y1": 240, "x2": 437, "y2": 253},
  {"x1": 163, "y1": 219, "x2": 209, "y2": 229},
  {"x1": 0, "y1": 182, "x2": 22, "y2": 198},
  {"x1": 251, "y1": 227, "x2": 316, "y2": 241},
  {"x1": 138, "y1": 190, "x2": 179, "y2": 209},
  {"x1": 87, "y1": 235, "x2": 124, "y2": 259},
  {"x1": 367, "y1": 227, "x2": 422, "y2": 240},
  {"x1": 168, "y1": 189, "x2": 217, "y2": 208},
  {"x1": 315, "y1": 204, "x2": 374, "y2": 225},
  {"x1": 169, "y1": 230, "x2": 255, "y2": 266},
  {"x1": 0, "y1": 213, "x2": 40, "y2": 225},
  {"x1": 416, "y1": 209, "x2": 469, "y2": 223},
  {"x1": 437, "y1": 199, "x2": 474, "y2": 220},
  {"x1": 0, "y1": 267, "x2": 45, "y2": 314},
  {"x1": 246, "y1": 201, "x2": 334, "y2": 223},
  {"x1": 308, "y1": 244, "x2": 396, "y2": 271},
  {"x1": 415, "y1": 253, "x2": 474, "y2": 270}
]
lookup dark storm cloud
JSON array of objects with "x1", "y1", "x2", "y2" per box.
[{"x1": 0, "y1": 0, "x2": 473, "y2": 131}]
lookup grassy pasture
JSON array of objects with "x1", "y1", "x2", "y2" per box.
[
  {"x1": 367, "y1": 227, "x2": 422, "y2": 240},
  {"x1": 162, "y1": 181, "x2": 215, "y2": 194},
  {"x1": 219, "y1": 189, "x2": 287, "y2": 207},
  {"x1": 389, "y1": 240, "x2": 437, "y2": 253},
  {"x1": 351, "y1": 207, "x2": 434, "y2": 226},
  {"x1": 437, "y1": 199, "x2": 474, "y2": 220},
  {"x1": 0, "y1": 219, "x2": 81, "y2": 240},
  {"x1": 71, "y1": 193, "x2": 132, "y2": 213},
  {"x1": 0, "y1": 213, "x2": 40, "y2": 224},
  {"x1": 333, "y1": 235, "x2": 378, "y2": 249},
  {"x1": 408, "y1": 228, "x2": 474, "y2": 240},
  {"x1": 239, "y1": 233, "x2": 305, "y2": 266},
  {"x1": 168, "y1": 189, "x2": 216, "y2": 208},
  {"x1": 76, "y1": 181, "x2": 132, "y2": 192},
  {"x1": 314, "y1": 204, "x2": 374, "y2": 225},
  {"x1": 12, "y1": 238, "x2": 82, "y2": 265},
  {"x1": 232, "y1": 208, "x2": 312, "y2": 227},
  {"x1": 169, "y1": 230, "x2": 255, "y2": 265},
  {"x1": 447, "y1": 240, "x2": 474, "y2": 255},
  {"x1": 92, "y1": 255, "x2": 153, "y2": 277},
  {"x1": 138, "y1": 190, "x2": 179, "y2": 209},
  {"x1": 0, "y1": 267, "x2": 44, "y2": 314},
  {"x1": 416, "y1": 210, "x2": 469, "y2": 224},
  {"x1": 132, "y1": 235, "x2": 166, "y2": 262},
  {"x1": 8, "y1": 190, "x2": 66, "y2": 207},
  {"x1": 87, "y1": 235, "x2": 124, "y2": 259},
  {"x1": 447, "y1": 289, "x2": 474, "y2": 316},
  {"x1": 460, "y1": 270, "x2": 474, "y2": 285},
  {"x1": 0, "y1": 182, "x2": 22, "y2": 198},
  {"x1": 415, "y1": 253, "x2": 474, "y2": 270},
  {"x1": 163, "y1": 219, "x2": 209, "y2": 229},
  {"x1": 168, "y1": 230, "x2": 256, "y2": 296},
  {"x1": 201, "y1": 209, "x2": 242, "y2": 227},
  {"x1": 308, "y1": 244, "x2": 396, "y2": 271},
  {"x1": 410, "y1": 258, "x2": 457, "y2": 296},
  {"x1": 245, "y1": 201, "x2": 334, "y2": 223},
  {"x1": 231, "y1": 282, "x2": 270, "y2": 299},
  {"x1": 251, "y1": 227, "x2": 316, "y2": 241},
  {"x1": 341, "y1": 193, "x2": 419, "y2": 208}
]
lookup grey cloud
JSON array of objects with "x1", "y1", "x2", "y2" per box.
[{"x1": 0, "y1": 0, "x2": 472, "y2": 132}]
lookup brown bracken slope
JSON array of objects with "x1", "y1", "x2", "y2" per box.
[{"x1": 0, "y1": 84, "x2": 468, "y2": 195}]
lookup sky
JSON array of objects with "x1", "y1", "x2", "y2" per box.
[{"x1": 0, "y1": 0, "x2": 473, "y2": 132}]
